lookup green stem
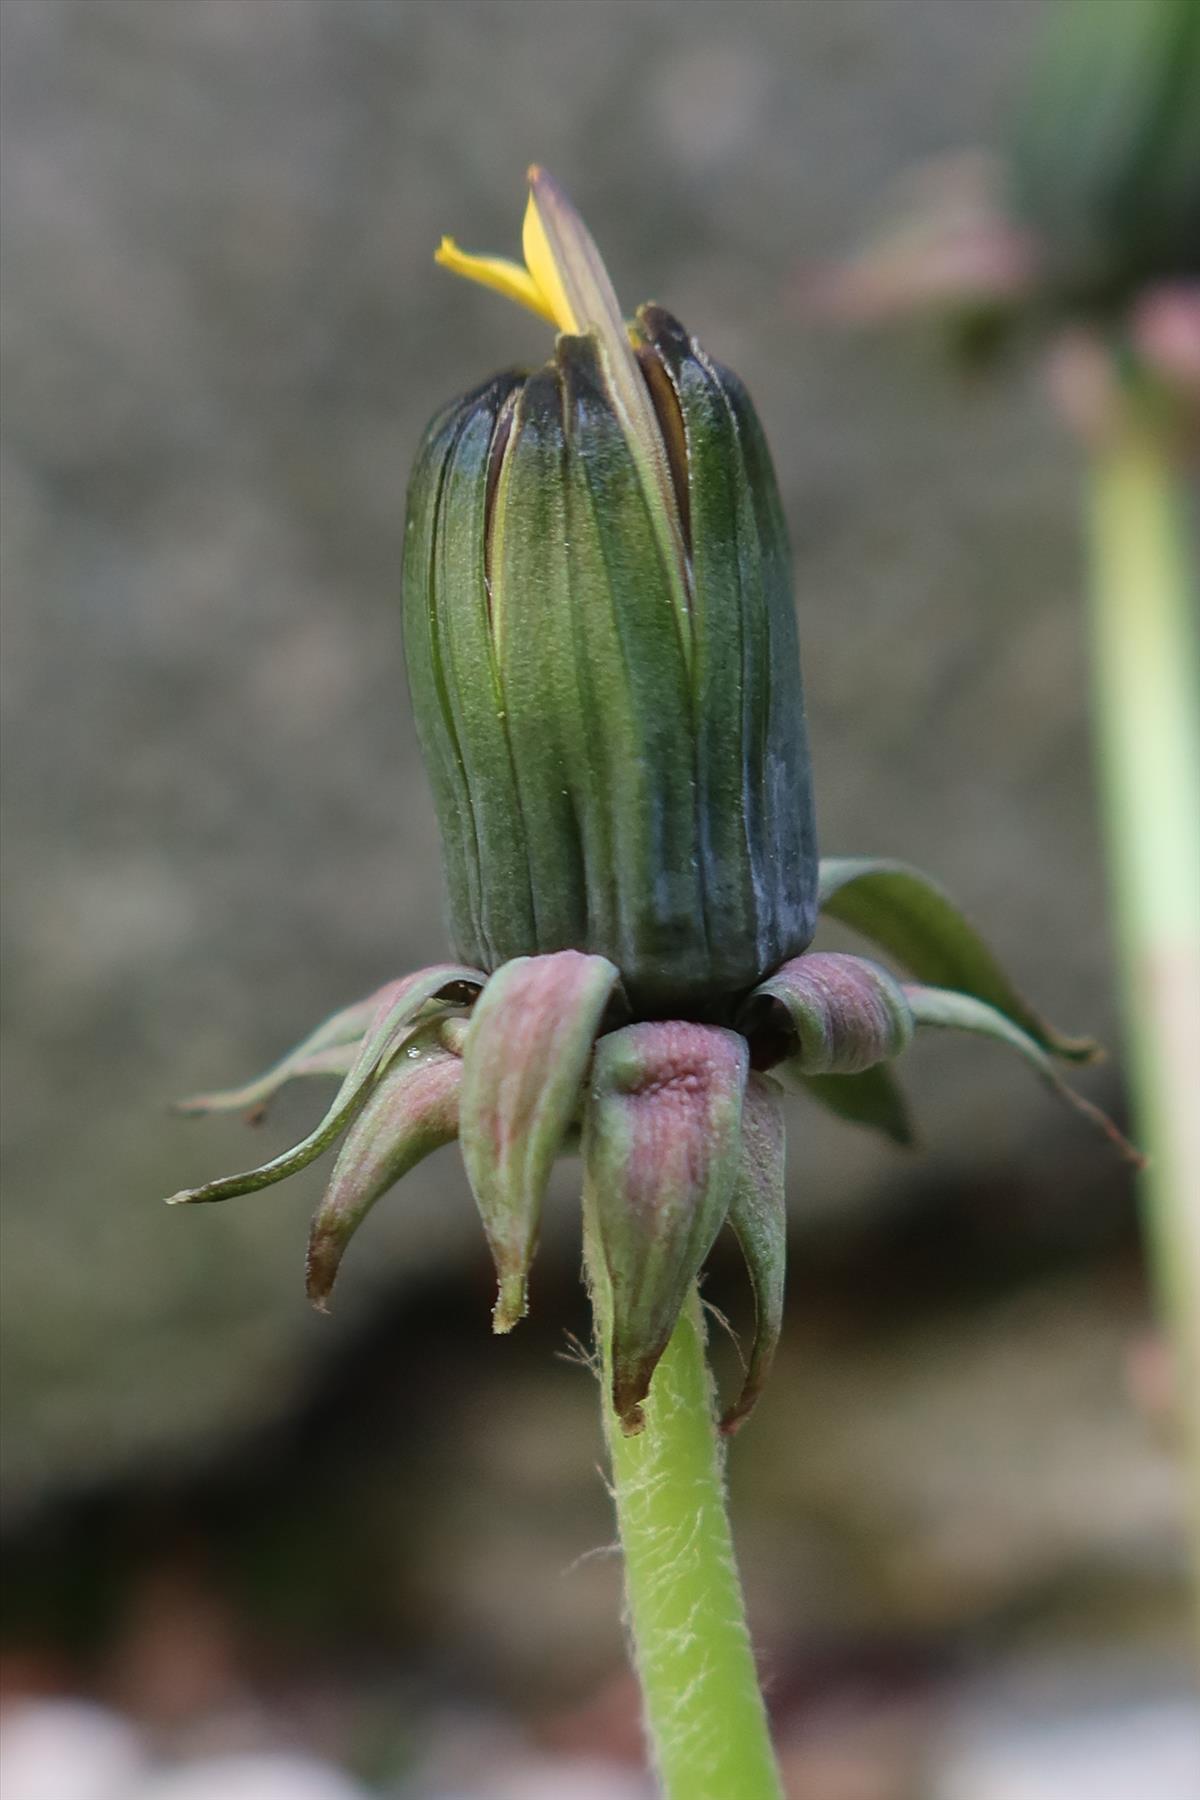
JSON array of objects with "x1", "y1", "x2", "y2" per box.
[
  {"x1": 1086, "y1": 416, "x2": 1200, "y2": 1577},
  {"x1": 583, "y1": 1233, "x2": 783, "y2": 1800}
]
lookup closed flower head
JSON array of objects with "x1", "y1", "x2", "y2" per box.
[
  {"x1": 170, "y1": 171, "x2": 1131, "y2": 1435},
  {"x1": 413, "y1": 167, "x2": 818, "y2": 1019}
]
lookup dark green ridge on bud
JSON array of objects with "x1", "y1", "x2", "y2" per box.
[
  {"x1": 402, "y1": 310, "x2": 818, "y2": 1021},
  {"x1": 403, "y1": 368, "x2": 532, "y2": 967},
  {"x1": 635, "y1": 305, "x2": 818, "y2": 990}
]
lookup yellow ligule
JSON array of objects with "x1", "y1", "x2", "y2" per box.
[
  {"x1": 520, "y1": 186, "x2": 580, "y2": 335},
  {"x1": 434, "y1": 237, "x2": 559, "y2": 327},
  {"x1": 435, "y1": 169, "x2": 693, "y2": 660},
  {"x1": 434, "y1": 169, "x2": 621, "y2": 345}
]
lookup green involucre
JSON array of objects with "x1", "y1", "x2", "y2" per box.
[{"x1": 401, "y1": 309, "x2": 817, "y2": 1018}]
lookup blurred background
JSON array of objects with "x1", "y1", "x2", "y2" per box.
[{"x1": 1, "y1": 1, "x2": 1195, "y2": 1796}]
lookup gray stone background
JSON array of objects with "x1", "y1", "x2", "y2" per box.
[{"x1": 1, "y1": 2, "x2": 1191, "y2": 1791}]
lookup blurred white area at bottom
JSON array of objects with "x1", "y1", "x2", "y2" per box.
[
  {"x1": 0, "y1": 1703, "x2": 370, "y2": 1800},
  {"x1": 933, "y1": 1695, "x2": 1200, "y2": 1800},
  {"x1": 0, "y1": 1702, "x2": 647, "y2": 1800},
  {"x1": 4, "y1": 1687, "x2": 1199, "y2": 1800},
  {"x1": 426, "y1": 1758, "x2": 648, "y2": 1799},
  {"x1": 0, "y1": 1703, "x2": 146, "y2": 1800}
]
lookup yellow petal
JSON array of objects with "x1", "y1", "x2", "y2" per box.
[
  {"x1": 436, "y1": 173, "x2": 693, "y2": 664},
  {"x1": 521, "y1": 177, "x2": 581, "y2": 335},
  {"x1": 523, "y1": 169, "x2": 691, "y2": 650},
  {"x1": 434, "y1": 237, "x2": 559, "y2": 326}
]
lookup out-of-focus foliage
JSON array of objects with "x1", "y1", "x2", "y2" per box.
[{"x1": 1009, "y1": 0, "x2": 1200, "y2": 311}]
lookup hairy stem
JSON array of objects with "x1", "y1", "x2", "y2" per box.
[
  {"x1": 1086, "y1": 416, "x2": 1200, "y2": 1580},
  {"x1": 583, "y1": 1227, "x2": 784, "y2": 1800}
]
